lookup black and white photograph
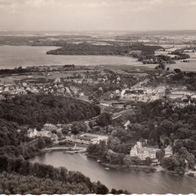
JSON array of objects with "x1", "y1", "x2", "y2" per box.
[{"x1": 0, "y1": 0, "x2": 196, "y2": 194}]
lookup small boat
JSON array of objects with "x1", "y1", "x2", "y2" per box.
[{"x1": 105, "y1": 167, "x2": 110, "y2": 171}]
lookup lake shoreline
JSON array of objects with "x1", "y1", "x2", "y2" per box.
[
  {"x1": 30, "y1": 151, "x2": 196, "y2": 194},
  {"x1": 0, "y1": 45, "x2": 196, "y2": 71},
  {"x1": 86, "y1": 154, "x2": 196, "y2": 177},
  {"x1": 0, "y1": 45, "x2": 149, "y2": 69},
  {"x1": 87, "y1": 154, "x2": 157, "y2": 173}
]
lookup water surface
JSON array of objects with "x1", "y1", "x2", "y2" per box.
[
  {"x1": 0, "y1": 45, "x2": 195, "y2": 72},
  {"x1": 0, "y1": 46, "x2": 142, "y2": 69},
  {"x1": 169, "y1": 53, "x2": 196, "y2": 72},
  {"x1": 30, "y1": 151, "x2": 196, "y2": 194}
]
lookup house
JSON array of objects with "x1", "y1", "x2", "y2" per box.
[
  {"x1": 79, "y1": 133, "x2": 108, "y2": 144},
  {"x1": 65, "y1": 133, "x2": 108, "y2": 145},
  {"x1": 27, "y1": 128, "x2": 39, "y2": 138},
  {"x1": 27, "y1": 127, "x2": 58, "y2": 142},
  {"x1": 42, "y1": 123, "x2": 58, "y2": 132},
  {"x1": 130, "y1": 141, "x2": 159, "y2": 160},
  {"x1": 155, "y1": 49, "x2": 168, "y2": 56},
  {"x1": 121, "y1": 86, "x2": 166, "y2": 103},
  {"x1": 169, "y1": 90, "x2": 192, "y2": 100},
  {"x1": 164, "y1": 145, "x2": 173, "y2": 158},
  {"x1": 124, "y1": 120, "x2": 131, "y2": 130}
]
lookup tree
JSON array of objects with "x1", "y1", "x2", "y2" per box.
[
  {"x1": 106, "y1": 150, "x2": 125, "y2": 165},
  {"x1": 0, "y1": 94, "x2": 100, "y2": 127},
  {"x1": 87, "y1": 141, "x2": 107, "y2": 159},
  {"x1": 111, "y1": 188, "x2": 129, "y2": 194},
  {"x1": 95, "y1": 181, "x2": 109, "y2": 194},
  {"x1": 71, "y1": 122, "x2": 86, "y2": 135},
  {"x1": 144, "y1": 157, "x2": 152, "y2": 166},
  {"x1": 156, "y1": 149, "x2": 165, "y2": 162},
  {"x1": 161, "y1": 157, "x2": 178, "y2": 171},
  {"x1": 107, "y1": 136, "x2": 120, "y2": 150},
  {"x1": 96, "y1": 112, "x2": 112, "y2": 127},
  {"x1": 176, "y1": 128, "x2": 192, "y2": 139},
  {"x1": 178, "y1": 147, "x2": 195, "y2": 169},
  {"x1": 158, "y1": 120, "x2": 174, "y2": 136},
  {"x1": 161, "y1": 155, "x2": 186, "y2": 175}
]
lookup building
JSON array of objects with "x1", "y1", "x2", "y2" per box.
[
  {"x1": 124, "y1": 120, "x2": 131, "y2": 130},
  {"x1": 121, "y1": 86, "x2": 166, "y2": 103},
  {"x1": 27, "y1": 128, "x2": 39, "y2": 138},
  {"x1": 169, "y1": 91, "x2": 191, "y2": 100},
  {"x1": 27, "y1": 127, "x2": 58, "y2": 142},
  {"x1": 79, "y1": 133, "x2": 108, "y2": 144},
  {"x1": 164, "y1": 145, "x2": 173, "y2": 158},
  {"x1": 42, "y1": 123, "x2": 58, "y2": 132},
  {"x1": 65, "y1": 133, "x2": 108, "y2": 145},
  {"x1": 130, "y1": 141, "x2": 159, "y2": 160}
]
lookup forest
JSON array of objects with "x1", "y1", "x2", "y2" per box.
[
  {"x1": 0, "y1": 94, "x2": 120, "y2": 194},
  {"x1": 47, "y1": 42, "x2": 161, "y2": 56},
  {"x1": 0, "y1": 156, "x2": 111, "y2": 194},
  {"x1": 0, "y1": 94, "x2": 100, "y2": 128},
  {"x1": 87, "y1": 99, "x2": 196, "y2": 175},
  {"x1": 168, "y1": 71, "x2": 196, "y2": 91}
]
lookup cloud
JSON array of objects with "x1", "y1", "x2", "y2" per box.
[
  {"x1": 0, "y1": 0, "x2": 195, "y2": 31},
  {"x1": 0, "y1": 0, "x2": 196, "y2": 9}
]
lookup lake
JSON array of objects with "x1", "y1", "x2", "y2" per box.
[
  {"x1": 169, "y1": 52, "x2": 196, "y2": 72},
  {"x1": 0, "y1": 45, "x2": 144, "y2": 69},
  {"x1": 0, "y1": 45, "x2": 196, "y2": 71},
  {"x1": 30, "y1": 151, "x2": 196, "y2": 194}
]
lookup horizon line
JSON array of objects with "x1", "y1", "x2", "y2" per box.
[{"x1": 1, "y1": 29, "x2": 196, "y2": 33}]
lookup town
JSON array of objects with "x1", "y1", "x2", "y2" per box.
[
  {"x1": 1, "y1": 0, "x2": 196, "y2": 193},
  {"x1": 1, "y1": 57, "x2": 196, "y2": 178}
]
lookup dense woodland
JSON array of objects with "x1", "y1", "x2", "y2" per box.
[
  {"x1": 0, "y1": 67, "x2": 28, "y2": 75},
  {"x1": 0, "y1": 94, "x2": 118, "y2": 194},
  {"x1": 0, "y1": 172, "x2": 92, "y2": 194},
  {"x1": 0, "y1": 94, "x2": 100, "y2": 128},
  {"x1": 47, "y1": 42, "x2": 161, "y2": 56},
  {"x1": 169, "y1": 72, "x2": 196, "y2": 91},
  {"x1": 0, "y1": 172, "x2": 127, "y2": 194},
  {"x1": 87, "y1": 99, "x2": 196, "y2": 175},
  {"x1": 0, "y1": 156, "x2": 112, "y2": 194}
]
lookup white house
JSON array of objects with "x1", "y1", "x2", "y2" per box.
[
  {"x1": 124, "y1": 120, "x2": 131, "y2": 130},
  {"x1": 42, "y1": 123, "x2": 58, "y2": 132},
  {"x1": 164, "y1": 145, "x2": 173, "y2": 158},
  {"x1": 130, "y1": 141, "x2": 159, "y2": 160},
  {"x1": 27, "y1": 127, "x2": 58, "y2": 142},
  {"x1": 79, "y1": 133, "x2": 108, "y2": 144},
  {"x1": 27, "y1": 128, "x2": 39, "y2": 138}
]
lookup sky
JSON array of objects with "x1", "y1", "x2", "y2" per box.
[{"x1": 0, "y1": 0, "x2": 196, "y2": 31}]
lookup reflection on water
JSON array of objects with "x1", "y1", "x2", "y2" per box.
[{"x1": 30, "y1": 151, "x2": 196, "y2": 194}]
